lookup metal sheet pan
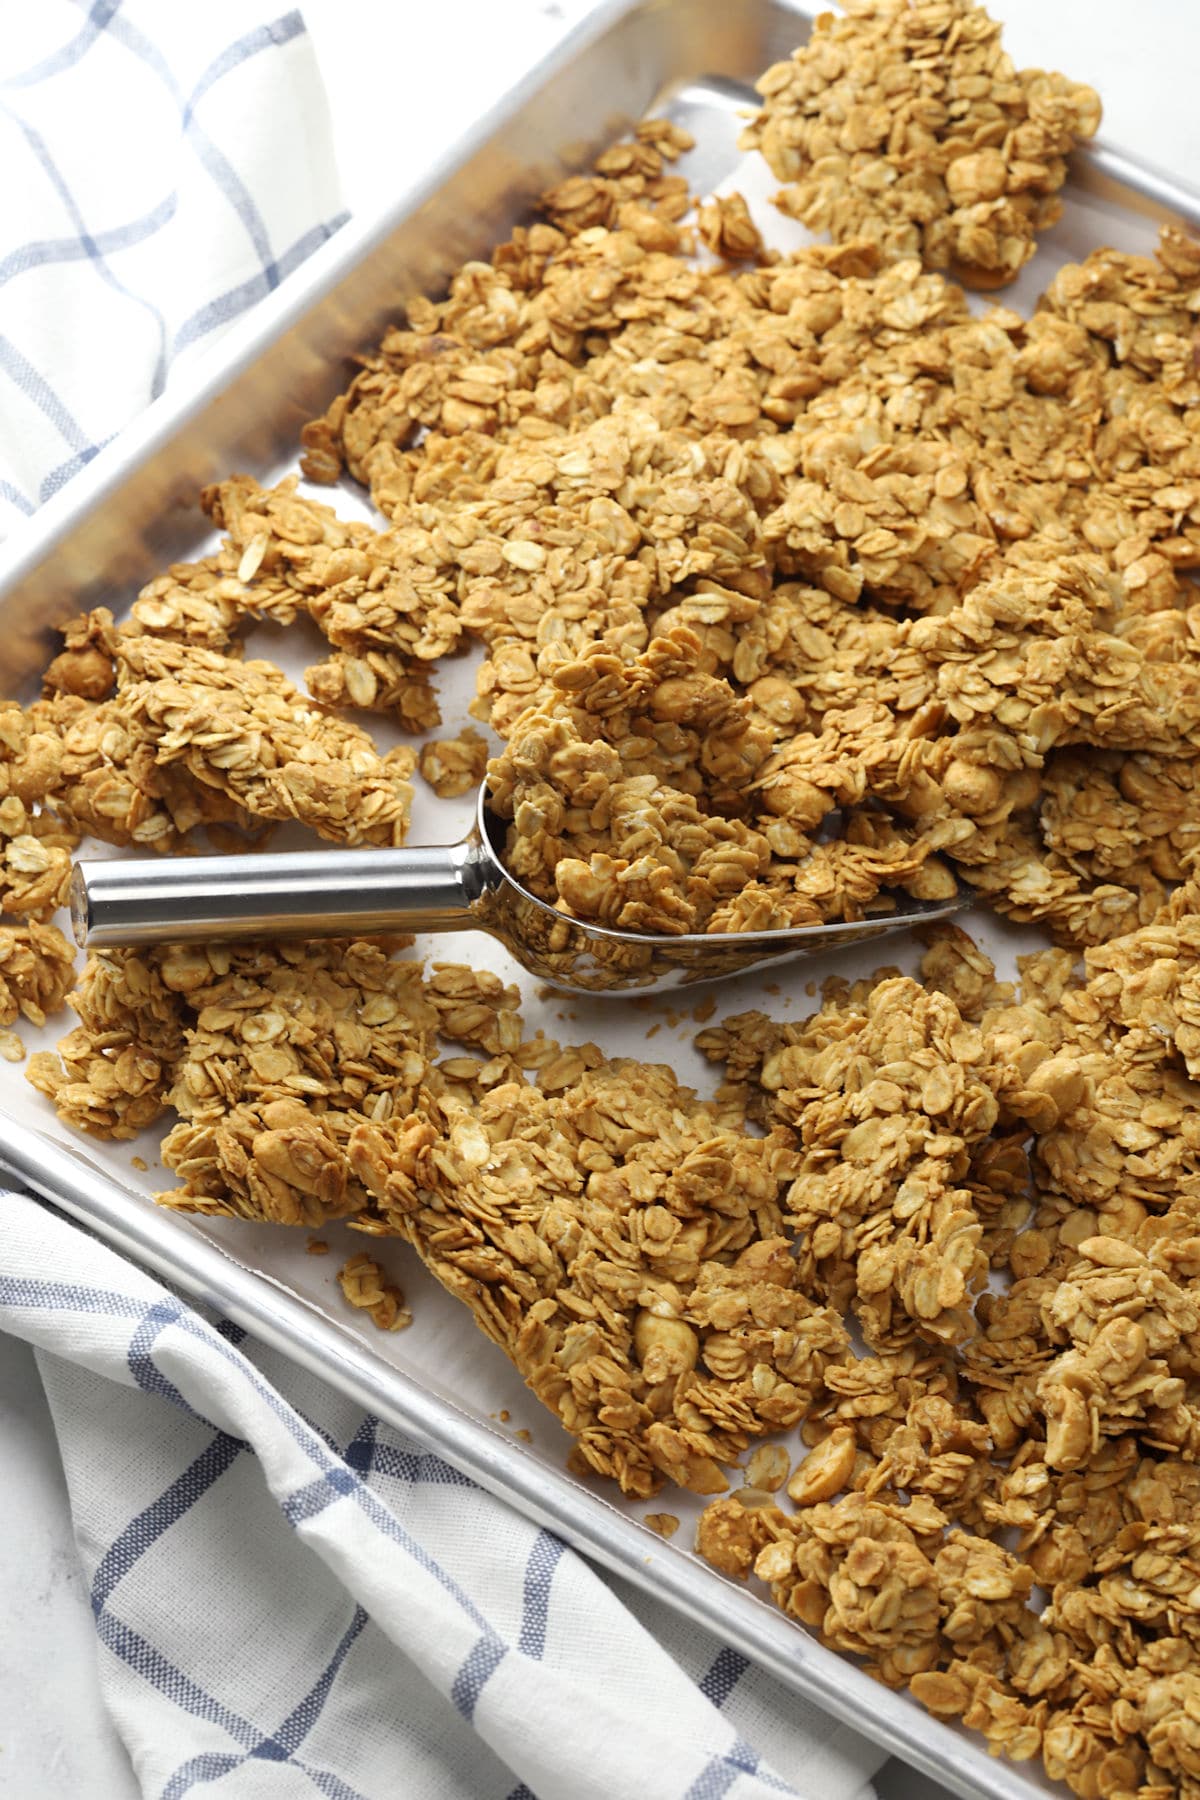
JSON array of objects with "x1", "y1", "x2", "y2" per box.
[{"x1": 3, "y1": 5, "x2": 1198, "y2": 1795}]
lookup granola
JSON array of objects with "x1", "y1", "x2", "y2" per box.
[
  {"x1": 745, "y1": 0, "x2": 1100, "y2": 286},
  {"x1": 487, "y1": 625, "x2": 941, "y2": 935},
  {"x1": 417, "y1": 726, "x2": 490, "y2": 799},
  {"x1": 692, "y1": 890, "x2": 1200, "y2": 1797},
  {"x1": 114, "y1": 637, "x2": 415, "y2": 847},
  {"x1": 337, "y1": 1252, "x2": 413, "y2": 1331},
  {"x1": 287, "y1": 129, "x2": 1200, "y2": 957},
  {"x1": 696, "y1": 192, "x2": 767, "y2": 264},
  {"x1": 156, "y1": 940, "x2": 437, "y2": 1226},
  {"x1": 0, "y1": 922, "x2": 75, "y2": 1027},
  {"x1": 347, "y1": 1059, "x2": 852, "y2": 1498},
  {"x1": 12, "y1": 41, "x2": 1200, "y2": 1800},
  {"x1": 27, "y1": 945, "x2": 190, "y2": 1139}
]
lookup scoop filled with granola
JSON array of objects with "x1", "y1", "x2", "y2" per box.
[{"x1": 69, "y1": 747, "x2": 968, "y2": 994}]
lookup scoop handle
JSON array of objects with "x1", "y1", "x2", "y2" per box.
[{"x1": 71, "y1": 838, "x2": 490, "y2": 949}]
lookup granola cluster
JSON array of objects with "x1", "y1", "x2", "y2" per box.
[
  {"x1": 1, "y1": 599, "x2": 417, "y2": 876},
  {"x1": 337, "y1": 1252, "x2": 412, "y2": 1332},
  {"x1": 0, "y1": 922, "x2": 75, "y2": 1029},
  {"x1": 487, "y1": 625, "x2": 939, "y2": 934},
  {"x1": 349, "y1": 1060, "x2": 853, "y2": 1498},
  {"x1": 745, "y1": 0, "x2": 1101, "y2": 286}
]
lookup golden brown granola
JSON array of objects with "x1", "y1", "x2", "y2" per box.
[
  {"x1": 286, "y1": 121, "x2": 1200, "y2": 957},
  {"x1": 345, "y1": 1057, "x2": 852, "y2": 1498},
  {"x1": 43, "y1": 608, "x2": 118, "y2": 701},
  {"x1": 745, "y1": 0, "x2": 1100, "y2": 286},
  {"x1": 155, "y1": 940, "x2": 437, "y2": 1226},
  {"x1": 417, "y1": 726, "x2": 490, "y2": 799},
  {"x1": 304, "y1": 651, "x2": 441, "y2": 733},
  {"x1": 488, "y1": 624, "x2": 939, "y2": 934},
  {"x1": 0, "y1": 922, "x2": 76, "y2": 1027},
  {"x1": 337, "y1": 1252, "x2": 412, "y2": 1331},
  {"x1": 696, "y1": 192, "x2": 767, "y2": 264},
  {"x1": 691, "y1": 888, "x2": 1200, "y2": 1797},
  {"x1": 0, "y1": 698, "x2": 79, "y2": 914},
  {"x1": 27, "y1": 945, "x2": 190, "y2": 1139},
  {"x1": 114, "y1": 637, "x2": 415, "y2": 847}
]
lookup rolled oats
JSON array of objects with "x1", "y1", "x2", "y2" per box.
[
  {"x1": 345, "y1": 1054, "x2": 852, "y2": 1498},
  {"x1": 417, "y1": 726, "x2": 490, "y2": 799},
  {"x1": 15, "y1": 59, "x2": 1200, "y2": 1800},
  {"x1": 745, "y1": 0, "x2": 1100, "y2": 286},
  {"x1": 337, "y1": 1252, "x2": 413, "y2": 1331}
]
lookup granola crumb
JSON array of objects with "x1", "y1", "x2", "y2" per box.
[
  {"x1": 697, "y1": 191, "x2": 766, "y2": 263},
  {"x1": 417, "y1": 726, "x2": 490, "y2": 799},
  {"x1": 307, "y1": 1238, "x2": 330, "y2": 1256},
  {"x1": 336, "y1": 1253, "x2": 412, "y2": 1332},
  {"x1": 744, "y1": 1443, "x2": 791, "y2": 1494},
  {"x1": 644, "y1": 1512, "x2": 681, "y2": 1539}
]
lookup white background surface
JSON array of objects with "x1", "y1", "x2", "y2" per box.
[{"x1": 2, "y1": 2, "x2": 1197, "y2": 1796}]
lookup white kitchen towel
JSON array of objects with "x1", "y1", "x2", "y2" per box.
[
  {"x1": 0, "y1": 1192, "x2": 884, "y2": 1800},
  {"x1": 0, "y1": 1, "x2": 346, "y2": 534}
]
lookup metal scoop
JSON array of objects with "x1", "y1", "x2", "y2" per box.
[{"x1": 71, "y1": 785, "x2": 969, "y2": 994}]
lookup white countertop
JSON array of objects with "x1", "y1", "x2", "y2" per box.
[{"x1": 3, "y1": 2, "x2": 1195, "y2": 1795}]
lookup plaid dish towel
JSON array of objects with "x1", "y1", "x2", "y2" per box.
[
  {"x1": 0, "y1": 6, "x2": 888, "y2": 1798},
  {"x1": 0, "y1": 1194, "x2": 885, "y2": 1800},
  {"x1": 0, "y1": 1, "x2": 346, "y2": 534}
]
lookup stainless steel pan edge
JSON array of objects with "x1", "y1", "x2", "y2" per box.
[{"x1": 0, "y1": 1115, "x2": 1034, "y2": 1800}]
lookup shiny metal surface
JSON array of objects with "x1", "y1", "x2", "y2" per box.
[
  {"x1": 74, "y1": 784, "x2": 970, "y2": 991},
  {"x1": 2, "y1": 2, "x2": 1197, "y2": 1792},
  {"x1": 72, "y1": 836, "x2": 487, "y2": 946}
]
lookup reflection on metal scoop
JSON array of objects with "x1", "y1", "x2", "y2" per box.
[{"x1": 71, "y1": 786, "x2": 970, "y2": 995}]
